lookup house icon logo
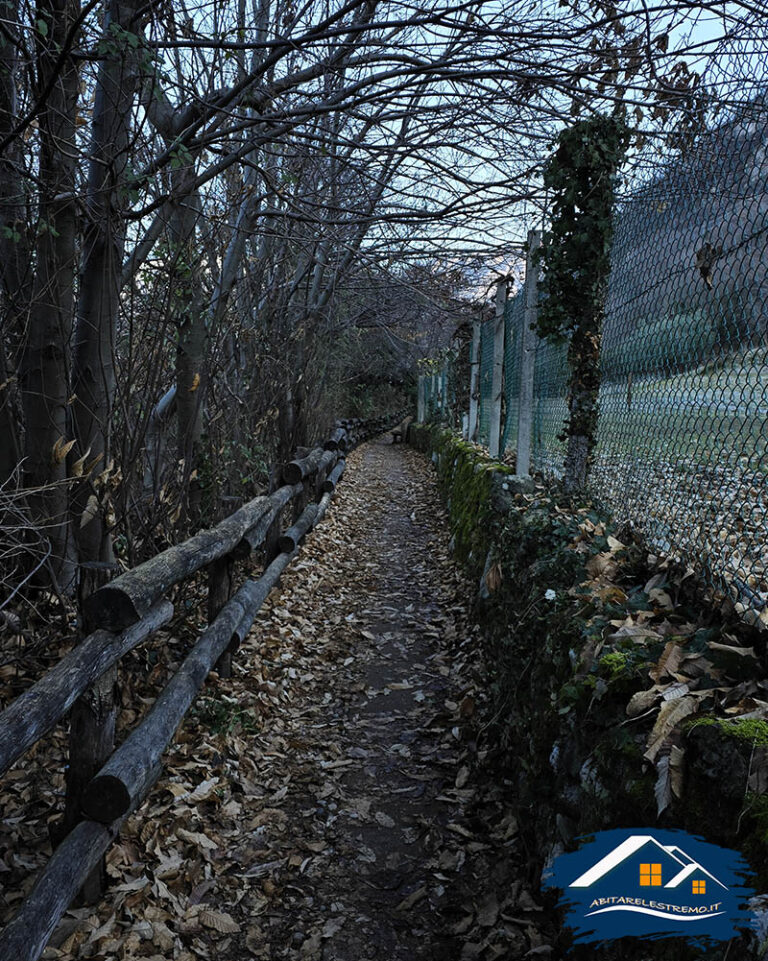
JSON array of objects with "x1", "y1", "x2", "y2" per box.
[{"x1": 544, "y1": 828, "x2": 755, "y2": 946}]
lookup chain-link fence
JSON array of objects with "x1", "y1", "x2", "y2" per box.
[
  {"x1": 588, "y1": 93, "x2": 768, "y2": 607},
  {"x1": 420, "y1": 365, "x2": 451, "y2": 425},
  {"x1": 419, "y1": 74, "x2": 768, "y2": 611},
  {"x1": 477, "y1": 319, "x2": 495, "y2": 447}
]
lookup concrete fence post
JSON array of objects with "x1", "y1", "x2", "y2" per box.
[
  {"x1": 517, "y1": 229, "x2": 541, "y2": 476},
  {"x1": 489, "y1": 279, "x2": 507, "y2": 459},
  {"x1": 468, "y1": 317, "x2": 481, "y2": 442},
  {"x1": 417, "y1": 374, "x2": 425, "y2": 423}
]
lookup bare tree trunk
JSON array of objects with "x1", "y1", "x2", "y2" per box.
[
  {"x1": 0, "y1": 0, "x2": 29, "y2": 482},
  {"x1": 19, "y1": 0, "x2": 80, "y2": 591},
  {"x1": 170, "y1": 177, "x2": 205, "y2": 527},
  {"x1": 65, "y1": 0, "x2": 141, "y2": 898},
  {"x1": 0, "y1": 339, "x2": 22, "y2": 482},
  {"x1": 70, "y1": 0, "x2": 140, "y2": 567}
]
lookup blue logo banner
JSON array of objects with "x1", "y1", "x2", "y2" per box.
[{"x1": 544, "y1": 828, "x2": 756, "y2": 946}]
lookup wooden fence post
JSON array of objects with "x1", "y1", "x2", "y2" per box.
[
  {"x1": 209, "y1": 555, "x2": 235, "y2": 677},
  {"x1": 468, "y1": 316, "x2": 481, "y2": 441},
  {"x1": 62, "y1": 564, "x2": 120, "y2": 903},
  {"x1": 517, "y1": 229, "x2": 541, "y2": 476},
  {"x1": 264, "y1": 511, "x2": 282, "y2": 565},
  {"x1": 489, "y1": 279, "x2": 507, "y2": 459}
]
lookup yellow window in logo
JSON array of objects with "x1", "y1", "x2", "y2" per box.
[
  {"x1": 639, "y1": 863, "x2": 662, "y2": 887},
  {"x1": 693, "y1": 880, "x2": 706, "y2": 895}
]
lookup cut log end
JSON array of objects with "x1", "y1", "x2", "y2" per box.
[
  {"x1": 80, "y1": 774, "x2": 132, "y2": 824},
  {"x1": 282, "y1": 463, "x2": 304, "y2": 485},
  {"x1": 82, "y1": 589, "x2": 142, "y2": 633},
  {"x1": 278, "y1": 533, "x2": 297, "y2": 553}
]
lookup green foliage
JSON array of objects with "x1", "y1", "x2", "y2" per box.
[
  {"x1": 1, "y1": 225, "x2": 21, "y2": 243},
  {"x1": 193, "y1": 693, "x2": 260, "y2": 735},
  {"x1": 197, "y1": 436, "x2": 270, "y2": 524},
  {"x1": 169, "y1": 141, "x2": 194, "y2": 170},
  {"x1": 409, "y1": 424, "x2": 509, "y2": 575}
]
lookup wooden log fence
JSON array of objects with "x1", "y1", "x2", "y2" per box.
[
  {"x1": 0, "y1": 410, "x2": 406, "y2": 961},
  {"x1": 322, "y1": 459, "x2": 346, "y2": 493}
]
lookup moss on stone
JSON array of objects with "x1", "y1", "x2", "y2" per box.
[
  {"x1": 688, "y1": 716, "x2": 768, "y2": 746},
  {"x1": 412, "y1": 424, "x2": 511, "y2": 577}
]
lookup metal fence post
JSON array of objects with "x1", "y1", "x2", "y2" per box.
[
  {"x1": 489, "y1": 279, "x2": 507, "y2": 458},
  {"x1": 517, "y1": 229, "x2": 541, "y2": 476}
]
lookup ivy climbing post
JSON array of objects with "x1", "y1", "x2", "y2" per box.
[{"x1": 537, "y1": 114, "x2": 629, "y2": 492}]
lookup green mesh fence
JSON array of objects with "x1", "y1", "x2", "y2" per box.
[
  {"x1": 477, "y1": 316, "x2": 495, "y2": 446},
  {"x1": 420, "y1": 361, "x2": 454, "y2": 425},
  {"x1": 589, "y1": 96, "x2": 768, "y2": 606},
  {"x1": 425, "y1": 372, "x2": 441, "y2": 421},
  {"x1": 527, "y1": 81, "x2": 768, "y2": 609},
  {"x1": 419, "y1": 45, "x2": 768, "y2": 610},
  {"x1": 500, "y1": 289, "x2": 524, "y2": 457},
  {"x1": 531, "y1": 337, "x2": 569, "y2": 477}
]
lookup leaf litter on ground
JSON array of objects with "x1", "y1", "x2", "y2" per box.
[{"x1": 1, "y1": 440, "x2": 553, "y2": 961}]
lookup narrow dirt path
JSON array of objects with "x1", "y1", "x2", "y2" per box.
[{"x1": 44, "y1": 440, "x2": 550, "y2": 961}]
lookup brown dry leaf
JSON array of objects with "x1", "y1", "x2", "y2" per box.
[
  {"x1": 707, "y1": 641, "x2": 757, "y2": 659},
  {"x1": 151, "y1": 920, "x2": 176, "y2": 951},
  {"x1": 649, "y1": 641, "x2": 685, "y2": 683},
  {"x1": 79, "y1": 493, "x2": 100, "y2": 528},
  {"x1": 175, "y1": 828, "x2": 218, "y2": 850},
  {"x1": 485, "y1": 562, "x2": 502, "y2": 593},
  {"x1": 644, "y1": 696, "x2": 698, "y2": 761},
  {"x1": 188, "y1": 372, "x2": 201, "y2": 392},
  {"x1": 199, "y1": 909, "x2": 241, "y2": 935},
  {"x1": 70, "y1": 446, "x2": 92, "y2": 477},
  {"x1": 654, "y1": 754, "x2": 673, "y2": 816},
  {"x1": 609, "y1": 624, "x2": 661, "y2": 642},
  {"x1": 321, "y1": 917, "x2": 346, "y2": 939},
  {"x1": 451, "y1": 914, "x2": 474, "y2": 935},
  {"x1": 175, "y1": 777, "x2": 220, "y2": 804},
  {"x1": 670, "y1": 744, "x2": 685, "y2": 798},
  {"x1": 661, "y1": 681, "x2": 690, "y2": 701},
  {"x1": 395, "y1": 886, "x2": 427, "y2": 912},
  {"x1": 477, "y1": 892, "x2": 499, "y2": 927},
  {"x1": 586, "y1": 552, "x2": 617, "y2": 579},
  {"x1": 52, "y1": 435, "x2": 76, "y2": 464},
  {"x1": 648, "y1": 588, "x2": 674, "y2": 611},
  {"x1": 626, "y1": 687, "x2": 662, "y2": 718},
  {"x1": 654, "y1": 744, "x2": 686, "y2": 815}
]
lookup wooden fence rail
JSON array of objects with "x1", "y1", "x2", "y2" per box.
[{"x1": 0, "y1": 410, "x2": 406, "y2": 961}]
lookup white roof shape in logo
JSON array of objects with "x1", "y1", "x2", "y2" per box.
[
  {"x1": 569, "y1": 835, "x2": 727, "y2": 890},
  {"x1": 664, "y1": 859, "x2": 728, "y2": 890}
]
